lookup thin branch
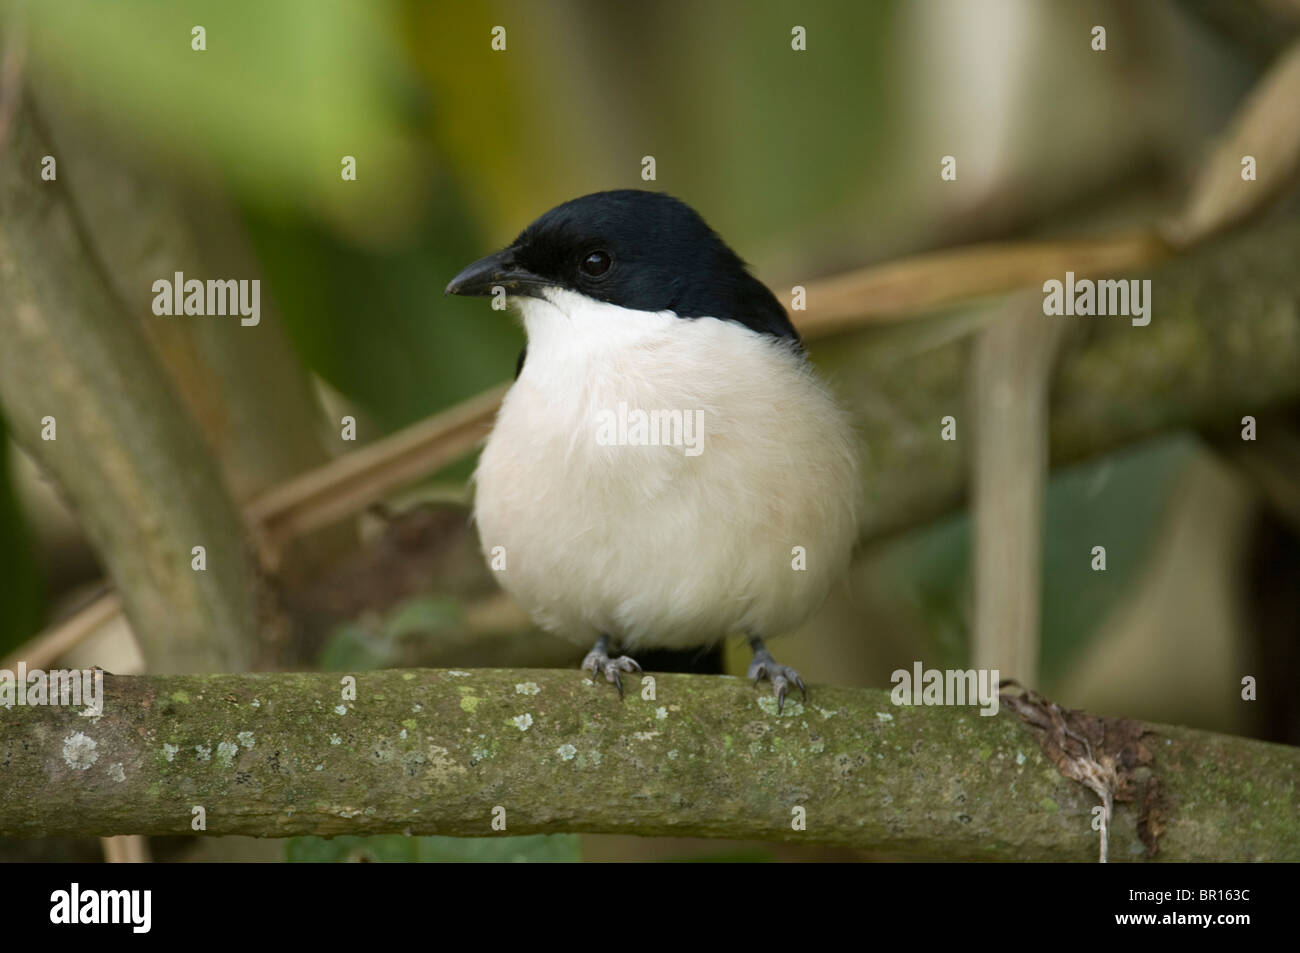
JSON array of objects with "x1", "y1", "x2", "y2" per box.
[
  {"x1": 969, "y1": 297, "x2": 1068, "y2": 683},
  {"x1": 1167, "y1": 36, "x2": 1300, "y2": 245},
  {"x1": 243, "y1": 383, "x2": 509, "y2": 564},
  {"x1": 796, "y1": 229, "x2": 1170, "y2": 339},
  {"x1": 0, "y1": 590, "x2": 120, "y2": 672}
]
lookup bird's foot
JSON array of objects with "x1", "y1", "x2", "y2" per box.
[
  {"x1": 747, "y1": 649, "x2": 807, "y2": 714},
  {"x1": 582, "y1": 639, "x2": 641, "y2": 698}
]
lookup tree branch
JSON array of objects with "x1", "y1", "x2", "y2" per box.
[
  {"x1": 796, "y1": 229, "x2": 1170, "y2": 338},
  {"x1": 969, "y1": 296, "x2": 1067, "y2": 683},
  {"x1": 0, "y1": 97, "x2": 265, "y2": 672},
  {"x1": 0, "y1": 669, "x2": 1294, "y2": 860},
  {"x1": 32, "y1": 90, "x2": 335, "y2": 505},
  {"x1": 826, "y1": 212, "x2": 1300, "y2": 541}
]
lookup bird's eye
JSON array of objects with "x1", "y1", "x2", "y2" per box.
[{"x1": 580, "y1": 250, "x2": 612, "y2": 278}]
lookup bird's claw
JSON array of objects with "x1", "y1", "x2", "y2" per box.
[
  {"x1": 582, "y1": 649, "x2": 642, "y2": 698},
  {"x1": 748, "y1": 654, "x2": 807, "y2": 713}
]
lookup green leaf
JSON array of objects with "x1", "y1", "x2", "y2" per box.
[
  {"x1": 872, "y1": 434, "x2": 1197, "y2": 682},
  {"x1": 22, "y1": 0, "x2": 426, "y2": 237},
  {"x1": 242, "y1": 181, "x2": 522, "y2": 429}
]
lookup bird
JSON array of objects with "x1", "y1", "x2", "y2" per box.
[{"x1": 446, "y1": 190, "x2": 859, "y2": 711}]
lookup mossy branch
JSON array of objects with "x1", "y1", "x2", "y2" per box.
[{"x1": 0, "y1": 669, "x2": 1295, "y2": 860}]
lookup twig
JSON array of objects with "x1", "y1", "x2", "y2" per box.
[
  {"x1": 1167, "y1": 37, "x2": 1300, "y2": 246},
  {"x1": 243, "y1": 383, "x2": 509, "y2": 565},
  {"x1": 795, "y1": 229, "x2": 1170, "y2": 339},
  {"x1": 969, "y1": 296, "x2": 1069, "y2": 683},
  {"x1": 0, "y1": 590, "x2": 121, "y2": 671}
]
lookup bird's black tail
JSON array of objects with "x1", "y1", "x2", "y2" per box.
[{"x1": 631, "y1": 643, "x2": 725, "y2": 675}]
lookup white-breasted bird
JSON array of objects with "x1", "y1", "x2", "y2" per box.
[{"x1": 446, "y1": 190, "x2": 859, "y2": 710}]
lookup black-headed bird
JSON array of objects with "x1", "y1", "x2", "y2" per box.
[{"x1": 447, "y1": 190, "x2": 858, "y2": 711}]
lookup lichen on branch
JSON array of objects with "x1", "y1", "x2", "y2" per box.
[{"x1": 0, "y1": 668, "x2": 1294, "y2": 860}]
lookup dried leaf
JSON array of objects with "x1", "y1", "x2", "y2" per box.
[{"x1": 1001, "y1": 681, "x2": 1165, "y2": 860}]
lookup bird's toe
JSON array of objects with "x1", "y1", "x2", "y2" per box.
[
  {"x1": 581, "y1": 650, "x2": 642, "y2": 699},
  {"x1": 748, "y1": 654, "x2": 808, "y2": 713}
]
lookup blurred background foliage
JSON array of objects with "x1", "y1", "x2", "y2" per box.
[{"x1": 1, "y1": 0, "x2": 1297, "y2": 861}]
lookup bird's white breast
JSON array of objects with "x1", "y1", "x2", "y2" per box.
[{"x1": 472, "y1": 288, "x2": 859, "y2": 651}]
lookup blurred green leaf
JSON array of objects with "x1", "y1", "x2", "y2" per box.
[
  {"x1": 243, "y1": 179, "x2": 521, "y2": 429},
  {"x1": 18, "y1": 0, "x2": 427, "y2": 238},
  {"x1": 317, "y1": 622, "x2": 389, "y2": 672},
  {"x1": 406, "y1": 0, "x2": 899, "y2": 255},
  {"x1": 873, "y1": 434, "x2": 1197, "y2": 683},
  {"x1": 1038, "y1": 436, "x2": 1199, "y2": 683},
  {"x1": 318, "y1": 594, "x2": 462, "y2": 671}
]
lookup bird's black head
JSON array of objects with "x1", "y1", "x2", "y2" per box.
[{"x1": 445, "y1": 190, "x2": 800, "y2": 345}]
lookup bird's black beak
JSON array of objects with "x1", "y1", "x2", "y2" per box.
[{"x1": 445, "y1": 247, "x2": 549, "y2": 298}]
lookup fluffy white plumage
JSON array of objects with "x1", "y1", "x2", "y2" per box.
[{"x1": 473, "y1": 287, "x2": 860, "y2": 652}]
